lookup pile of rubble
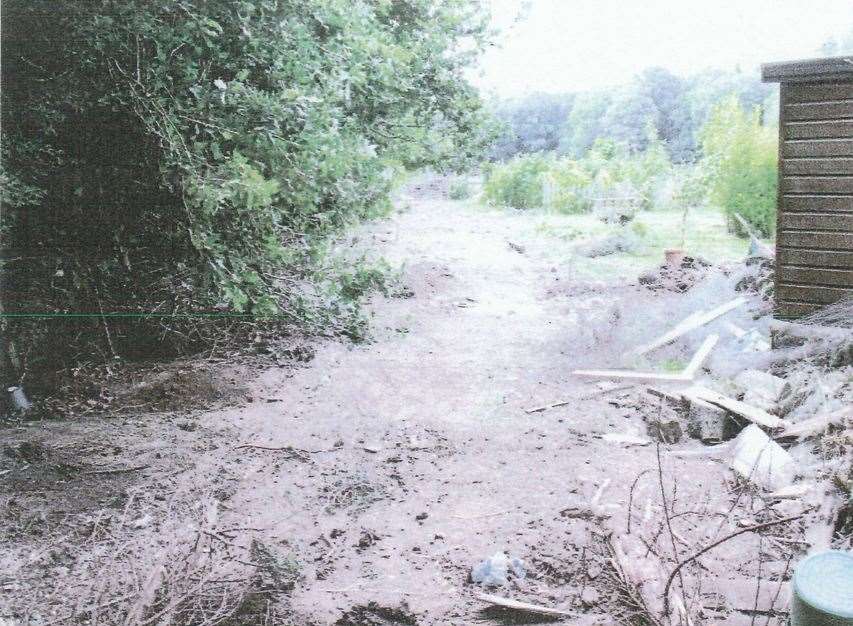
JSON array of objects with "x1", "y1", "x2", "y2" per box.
[
  {"x1": 567, "y1": 257, "x2": 852, "y2": 623},
  {"x1": 638, "y1": 255, "x2": 720, "y2": 293}
]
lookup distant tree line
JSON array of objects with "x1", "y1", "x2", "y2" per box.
[{"x1": 489, "y1": 66, "x2": 776, "y2": 162}]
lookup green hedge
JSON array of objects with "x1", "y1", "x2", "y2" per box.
[{"x1": 0, "y1": 0, "x2": 494, "y2": 378}]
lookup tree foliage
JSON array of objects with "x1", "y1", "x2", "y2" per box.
[
  {"x1": 490, "y1": 92, "x2": 574, "y2": 160},
  {"x1": 488, "y1": 66, "x2": 775, "y2": 164},
  {"x1": 700, "y1": 96, "x2": 778, "y2": 237},
  {"x1": 1, "y1": 0, "x2": 494, "y2": 375}
]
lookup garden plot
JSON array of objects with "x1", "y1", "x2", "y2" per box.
[{"x1": 2, "y1": 180, "x2": 850, "y2": 626}]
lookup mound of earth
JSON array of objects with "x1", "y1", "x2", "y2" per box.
[{"x1": 638, "y1": 255, "x2": 718, "y2": 293}]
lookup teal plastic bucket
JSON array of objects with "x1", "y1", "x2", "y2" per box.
[{"x1": 791, "y1": 551, "x2": 853, "y2": 626}]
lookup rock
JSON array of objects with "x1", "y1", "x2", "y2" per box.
[
  {"x1": 646, "y1": 418, "x2": 683, "y2": 444},
  {"x1": 771, "y1": 498, "x2": 806, "y2": 517},
  {"x1": 733, "y1": 370, "x2": 788, "y2": 404},
  {"x1": 687, "y1": 398, "x2": 737, "y2": 443},
  {"x1": 586, "y1": 562, "x2": 602, "y2": 580},
  {"x1": 470, "y1": 552, "x2": 525, "y2": 587},
  {"x1": 7, "y1": 386, "x2": 32, "y2": 414},
  {"x1": 580, "y1": 587, "x2": 600, "y2": 607},
  {"x1": 602, "y1": 432, "x2": 651, "y2": 447},
  {"x1": 729, "y1": 425, "x2": 797, "y2": 491},
  {"x1": 131, "y1": 514, "x2": 152, "y2": 529}
]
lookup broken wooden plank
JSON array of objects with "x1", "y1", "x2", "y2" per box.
[
  {"x1": 572, "y1": 369, "x2": 690, "y2": 383},
  {"x1": 575, "y1": 335, "x2": 719, "y2": 384},
  {"x1": 681, "y1": 334, "x2": 719, "y2": 379},
  {"x1": 779, "y1": 404, "x2": 853, "y2": 439},
  {"x1": 524, "y1": 384, "x2": 637, "y2": 413},
  {"x1": 630, "y1": 297, "x2": 747, "y2": 357},
  {"x1": 475, "y1": 593, "x2": 576, "y2": 617},
  {"x1": 682, "y1": 386, "x2": 787, "y2": 430}
]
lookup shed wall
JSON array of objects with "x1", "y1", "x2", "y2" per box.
[{"x1": 776, "y1": 81, "x2": 853, "y2": 318}]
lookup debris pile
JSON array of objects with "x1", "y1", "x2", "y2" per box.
[
  {"x1": 638, "y1": 255, "x2": 717, "y2": 293},
  {"x1": 569, "y1": 256, "x2": 853, "y2": 624},
  {"x1": 735, "y1": 254, "x2": 775, "y2": 303},
  {"x1": 576, "y1": 231, "x2": 639, "y2": 258}
]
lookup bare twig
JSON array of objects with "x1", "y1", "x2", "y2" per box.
[
  {"x1": 627, "y1": 469, "x2": 653, "y2": 534},
  {"x1": 764, "y1": 553, "x2": 794, "y2": 626},
  {"x1": 524, "y1": 384, "x2": 635, "y2": 413},
  {"x1": 657, "y1": 439, "x2": 687, "y2": 620},
  {"x1": 751, "y1": 534, "x2": 764, "y2": 626},
  {"x1": 82, "y1": 464, "x2": 150, "y2": 475},
  {"x1": 662, "y1": 513, "x2": 805, "y2": 613}
]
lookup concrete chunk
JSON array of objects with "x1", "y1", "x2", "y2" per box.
[
  {"x1": 729, "y1": 425, "x2": 796, "y2": 491},
  {"x1": 733, "y1": 369, "x2": 789, "y2": 404},
  {"x1": 687, "y1": 398, "x2": 735, "y2": 443}
]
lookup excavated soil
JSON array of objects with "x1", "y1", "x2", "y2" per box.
[{"x1": 1, "y1": 182, "x2": 810, "y2": 626}]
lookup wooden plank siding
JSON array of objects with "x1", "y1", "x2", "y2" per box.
[
  {"x1": 774, "y1": 78, "x2": 853, "y2": 319},
  {"x1": 778, "y1": 212, "x2": 853, "y2": 231}
]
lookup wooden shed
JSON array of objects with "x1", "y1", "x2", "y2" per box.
[{"x1": 761, "y1": 56, "x2": 853, "y2": 318}]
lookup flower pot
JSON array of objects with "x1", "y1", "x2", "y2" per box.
[{"x1": 664, "y1": 248, "x2": 686, "y2": 266}]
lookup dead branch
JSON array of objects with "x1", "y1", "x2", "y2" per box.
[{"x1": 662, "y1": 513, "x2": 805, "y2": 613}]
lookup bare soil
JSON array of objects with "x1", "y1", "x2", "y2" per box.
[{"x1": 1, "y1": 181, "x2": 814, "y2": 625}]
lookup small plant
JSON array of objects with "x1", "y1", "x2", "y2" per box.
[
  {"x1": 483, "y1": 153, "x2": 551, "y2": 209},
  {"x1": 544, "y1": 160, "x2": 593, "y2": 214},
  {"x1": 448, "y1": 178, "x2": 472, "y2": 200}
]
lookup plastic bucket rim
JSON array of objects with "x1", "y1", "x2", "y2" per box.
[{"x1": 792, "y1": 550, "x2": 853, "y2": 619}]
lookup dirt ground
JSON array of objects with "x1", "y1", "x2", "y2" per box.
[{"x1": 1, "y1": 179, "x2": 833, "y2": 625}]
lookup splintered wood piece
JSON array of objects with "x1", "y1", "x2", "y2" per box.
[
  {"x1": 475, "y1": 593, "x2": 576, "y2": 617},
  {"x1": 779, "y1": 404, "x2": 853, "y2": 439},
  {"x1": 681, "y1": 334, "x2": 719, "y2": 378},
  {"x1": 572, "y1": 369, "x2": 690, "y2": 383},
  {"x1": 631, "y1": 297, "x2": 747, "y2": 356},
  {"x1": 682, "y1": 385, "x2": 787, "y2": 430}
]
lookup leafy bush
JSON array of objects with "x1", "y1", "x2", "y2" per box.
[
  {"x1": 448, "y1": 178, "x2": 472, "y2": 200},
  {"x1": 543, "y1": 160, "x2": 593, "y2": 213},
  {"x1": 482, "y1": 134, "x2": 670, "y2": 213},
  {"x1": 700, "y1": 96, "x2": 778, "y2": 236},
  {"x1": 1, "y1": 0, "x2": 494, "y2": 378},
  {"x1": 483, "y1": 154, "x2": 551, "y2": 209},
  {"x1": 583, "y1": 130, "x2": 671, "y2": 210}
]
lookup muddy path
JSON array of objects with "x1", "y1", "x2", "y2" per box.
[{"x1": 3, "y1": 181, "x2": 802, "y2": 625}]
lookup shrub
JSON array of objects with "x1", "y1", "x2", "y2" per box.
[
  {"x1": 543, "y1": 160, "x2": 593, "y2": 213},
  {"x1": 1, "y1": 0, "x2": 494, "y2": 378},
  {"x1": 483, "y1": 153, "x2": 551, "y2": 209},
  {"x1": 448, "y1": 178, "x2": 472, "y2": 200},
  {"x1": 582, "y1": 129, "x2": 671, "y2": 210},
  {"x1": 700, "y1": 96, "x2": 778, "y2": 236}
]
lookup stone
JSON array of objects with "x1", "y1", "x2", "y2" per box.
[
  {"x1": 687, "y1": 398, "x2": 737, "y2": 443},
  {"x1": 733, "y1": 370, "x2": 789, "y2": 404},
  {"x1": 729, "y1": 425, "x2": 797, "y2": 491},
  {"x1": 580, "y1": 587, "x2": 600, "y2": 607},
  {"x1": 647, "y1": 418, "x2": 683, "y2": 443}
]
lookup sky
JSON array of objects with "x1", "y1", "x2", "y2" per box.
[{"x1": 473, "y1": 0, "x2": 853, "y2": 97}]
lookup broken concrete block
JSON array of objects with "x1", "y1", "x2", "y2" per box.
[
  {"x1": 646, "y1": 418, "x2": 683, "y2": 444},
  {"x1": 646, "y1": 387, "x2": 689, "y2": 416},
  {"x1": 687, "y1": 398, "x2": 737, "y2": 443},
  {"x1": 734, "y1": 370, "x2": 789, "y2": 404},
  {"x1": 741, "y1": 390, "x2": 779, "y2": 414},
  {"x1": 729, "y1": 425, "x2": 796, "y2": 491}
]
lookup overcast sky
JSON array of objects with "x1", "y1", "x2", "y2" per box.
[{"x1": 473, "y1": 0, "x2": 853, "y2": 97}]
